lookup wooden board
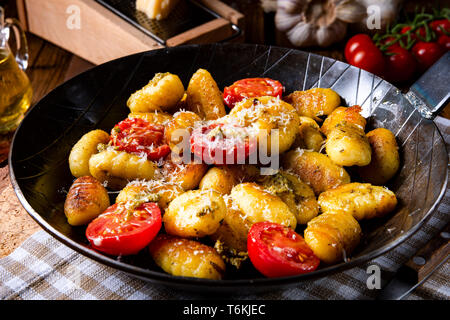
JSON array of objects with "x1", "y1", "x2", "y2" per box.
[{"x1": 17, "y1": 0, "x2": 244, "y2": 65}]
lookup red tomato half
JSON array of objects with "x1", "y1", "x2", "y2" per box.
[
  {"x1": 110, "y1": 117, "x2": 171, "y2": 160},
  {"x1": 412, "y1": 41, "x2": 445, "y2": 72},
  {"x1": 86, "y1": 202, "x2": 162, "y2": 256},
  {"x1": 190, "y1": 122, "x2": 257, "y2": 165},
  {"x1": 345, "y1": 34, "x2": 385, "y2": 77},
  {"x1": 384, "y1": 46, "x2": 417, "y2": 83},
  {"x1": 223, "y1": 78, "x2": 283, "y2": 108},
  {"x1": 247, "y1": 222, "x2": 320, "y2": 278}
]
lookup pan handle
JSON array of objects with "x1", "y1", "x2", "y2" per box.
[{"x1": 405, "y1": 52, "x2": 450, "y2": 119}]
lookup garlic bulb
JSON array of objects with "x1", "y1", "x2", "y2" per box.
[{"x1": 275, "y1": 0, "x2": 402, "y2": 48}]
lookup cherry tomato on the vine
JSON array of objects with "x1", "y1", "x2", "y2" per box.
[
  {"x1": 384, "y1": 46, "x2": 417, "y2": 83},
  {"x1": 430, "y1": 19, "x2": 450, "y2": 37},
  {"x1": 438, "y1": 35, "x2": 450, "y2": 50},
  {"x1": 412, "y1": 41, "x2": 446, "y2": 72},
  {"x1": 345, "y1": 34, "x2": 385, "y2": 77}
]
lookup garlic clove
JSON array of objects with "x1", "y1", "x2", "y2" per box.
[
  {"x1": 316, "y1": 20, "x2": 347, "y2": 47},
  {"x1": 286, "y1": 22, "x2": 315, "y2": 47},
  {"x1": 335, "y1": 0, "x2": 366, "y2": 23},
  {"x1": 277, "y1": 0, "x2": 306, "y2": 14},
  {"x1": 275, "y1": 12, "x2": 304, "y2": 32}
]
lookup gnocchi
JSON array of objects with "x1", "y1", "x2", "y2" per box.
[
  {"x1": 284, "y1": 88, "x2": 340, "y2": 121},
  {"x1": 323, "y1": 106, "x2": 371, "y2": 167},
  {"x1": 163, "y1": 189, "x2": 226, "y2": 238},
  {"x1": 127, "y1": 72, "x2": 185, "y2": 112},
  {"x1": 318, "y1": 182, "x2": 397, "y2": 220},
  {"x1": 291, "y1": 116, "x2": 325, "y2": 152},
  {"x1": 69, "y1": 129, "x2": 110, "y2": 178},
  {"x1": 357, "y1": 128, "x2": 400, "y2": 185},
  {"x1": 230, "y1": 182, "x2": 297, "y2": 230},
  {"x1": 282, "y1": 149, "x2": 350, "y2": 195},
  {"x1": 89, "y1": 148, "x2": 158, "y2": 189},
  {"x1": 64, "y1": 176, "x2": 110, "y2": 226},
  {"x1": 304, "y1": 212, "x2": 362, "y2": 264},
  {"x1": 199, "y1": 166, "x2": 238, "y2": 194},
  {"x1": 227, "y1": 96, "x2": 300, "y2": 154},
  {"x1": 259, "y1": 170, "x2": 319, "y2": 225},
  {"x1": 149, "y1": 234, "x2": 226, "y2": 280},
  {"x1": 186, "y1": 69, "x2": 226, "y2": 120}
]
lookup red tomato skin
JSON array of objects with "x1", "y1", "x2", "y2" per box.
[
  {"x1": 190, "y1": 123, "x2": 256, "y2": 165},
  {"x1": 384, "y1": 47, "x2": 417, "y2": 83},
  {"x1": 380, "y1": 36, "x2": 401, "y2": 51},
  {"x1": 438, "y1": 35, "x2": 450, "y2": 50},
  {"x1": 349, "y1": 47, "x2": 385, "y2": 77},
  {"x1": 247, "y1": 222, "x2": 320, "y2": 278},
  {"x1": 110, "y1": 118, "x2": 170, "y2": 161},
  {"x1": 86, "y1": 202, "x2": 162, "y2": 256},
  {"x1": 412, "y1": 41, "x2": 446, "y2": 72},
  {"x1": 430, "y1": 19, "x2": 450, "y2": 36},
  {"x1": 223, "y1": 78, "x2": 283, "y2": 108},
  {"x1": 345, "y1": 34, "x2": 385, "y2": 77},
  {"x1": 344, "y1": 34, "x2": 374, "y2": 62},
  {"x1": 400, "y1": 26, "x2": 426, "y2": 41}
]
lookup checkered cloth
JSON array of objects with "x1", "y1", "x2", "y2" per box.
[{"x1": 1, "y1": 118, "x2": 449, "y2": 300}]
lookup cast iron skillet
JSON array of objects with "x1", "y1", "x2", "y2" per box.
[{"x1": 9, "y1": 44, "x2": 449, "y2": 294}]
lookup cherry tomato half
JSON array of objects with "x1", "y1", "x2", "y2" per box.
[
  {"x1": 412, "y1": 41, "x2": 445, "y2": 73},
  {"x1": 345, "y1": 34, "x2": 385, "y2": 77},
  {"x1": 384, "y1": 46, "x2": 417, "y2": 83},
  {"x1": 86, "y1": 202, "x2": 162, "y2": 256},
  {"x1": 247, "y1": 222, "x2": 320, "y2": 278},
  {"x1": 223, "y1": 78, "x2": 283, "y2": 108},
  {"x1": 190, "y1": 122, "x2": 257, "y2": 165},
  {"x1": 110, "y1": 117, "x2": 171, "y2": 160}
]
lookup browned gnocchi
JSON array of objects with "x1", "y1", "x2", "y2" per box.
[
  {"x1": 64, "y1": 176, "x2": 110, "y2": 226},
  {"x1": 282, "y1": 149, "x2": 350, "y2": 195},
  {"x1": 304, "y1": 212, "x2": 362, "y2": 264},
  {"x1": 357, "y1": 128, "x2": 400, "y2": 185},
  {"x1": 318, "y1": 182, "x2": 397, "y2": 220},
  {"x1": 149, "y1": 234, "x2": 226, "y2": 280}
]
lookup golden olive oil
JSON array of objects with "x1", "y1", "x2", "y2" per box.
[{"x1": 0, "y1": 48, "x2": 32, "y2": 133}]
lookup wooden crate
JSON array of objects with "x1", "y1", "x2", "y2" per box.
[{"x1": 16, "y1": 0, "x2": 244, "y2": 65}]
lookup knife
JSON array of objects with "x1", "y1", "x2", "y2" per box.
[{"x1": 376, "y1": 223, "x2": 450, "y2": 300}]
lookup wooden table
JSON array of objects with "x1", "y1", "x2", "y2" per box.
[
  {"x1": 0, "y1": 31, "x2": 95, "y2": 257},
  {"x1": 0, "y1": 0, "x2": 449, "y2": 258}
]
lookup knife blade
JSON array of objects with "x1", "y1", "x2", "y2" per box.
[{"x1": 376, "y1": 223, "x2": 450, "y2": 300}]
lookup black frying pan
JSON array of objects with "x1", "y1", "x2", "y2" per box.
[{"x1": 9, "y1": 44, "x2": 449, "y2": 294}]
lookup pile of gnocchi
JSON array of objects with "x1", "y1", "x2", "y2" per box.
[{"x1": 65, "y1": 69, "x2": 400, "y2": 280}]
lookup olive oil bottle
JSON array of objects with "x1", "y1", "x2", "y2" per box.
[{"x1": 0, "y1": 48, "x2": 32, "y2": 133}]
